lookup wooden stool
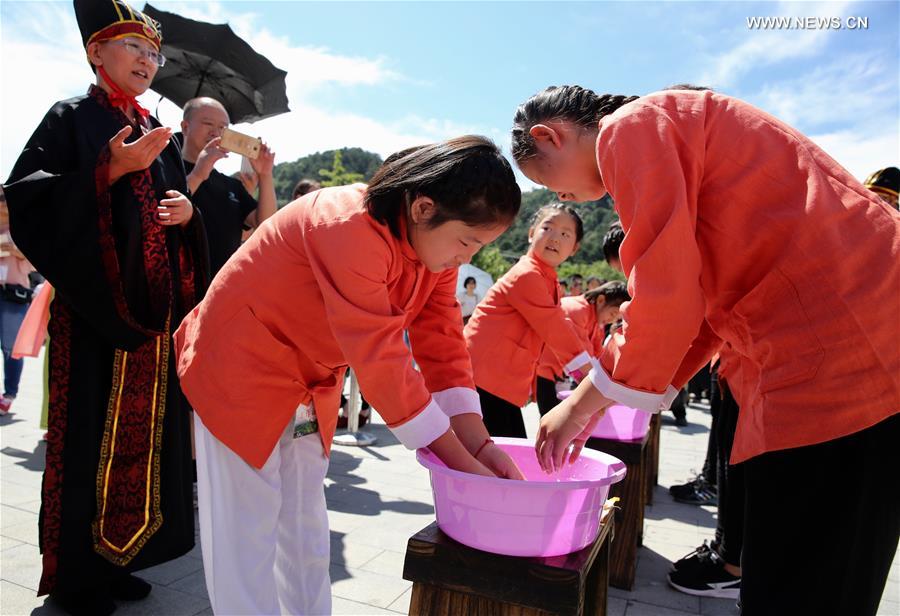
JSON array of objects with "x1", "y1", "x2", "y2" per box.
[
  {"x1": 645, "y1": 413, "x2": 661, "y2": 505},
  {"x1": 585, "y1": 432, "x2": 649, "y2": 590},
  {"x1": 403, "y1": 508, "x2": 614, "y2": 616}
]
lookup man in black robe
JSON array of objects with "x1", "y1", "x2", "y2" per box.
[{"x1": 3, "y1": 2, "x2": 208, "y2": 614}]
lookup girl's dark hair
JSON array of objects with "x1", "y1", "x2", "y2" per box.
[
  {"x1": 602, "y1": 221, "x2": 625, "y2": 263},
  {"x1": 532, "y1": 203, "x2": 585, "y2": 243},
  {"x1": 664, "y1": 83, "x2": 712, "y2": 91},
  {"x1": 511, "y1": 85, "x2": 639, "y2": 162},
  {"x1": 463, "y1": 276, "x2": 477, "y2": 287},
  {"x1": 584, "y1": 281, "x2": 630, "y2": 306},
  {"x1": 366, "y1": 135, "x2": 521, "y2": 238},
  {"x1": 292, "y1": 178, "x2": 322, "y2": 200}
]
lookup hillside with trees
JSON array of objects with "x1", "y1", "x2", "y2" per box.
[{"x1": 272, "y1": 148, "x2": 383, "y2": 203}]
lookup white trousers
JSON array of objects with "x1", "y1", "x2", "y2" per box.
[{"x1": 194, "y1": 413, "x2": 331, "y2": 615}]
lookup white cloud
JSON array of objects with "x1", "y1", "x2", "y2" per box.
[
  {"x1": 700, "y1": 1, "x2": 852, "y2": 88},
  {"x1": 745, "y1": 51, "x2": 898, "y2": 179},
  {"x1": 808, "y1": 129, "x2": 898, "y2": 180},
  {"x1": 753, "y1": 52, "x2": 895, "y2": 128},
  {"x1": 0, "y1": 1, "x2": 480, "y2": 180}
]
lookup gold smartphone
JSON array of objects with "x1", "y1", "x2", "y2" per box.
[{"x1": 219, "y1": 127, "x2": 261, "y2": 160}]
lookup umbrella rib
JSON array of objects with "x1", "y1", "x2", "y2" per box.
[{"x1": 194, "y1": 57, "x2": 218, "y2": 98}]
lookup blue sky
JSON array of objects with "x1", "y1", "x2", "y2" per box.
[{"x1": 2, "y1": 1, "x2": 897, "y2": 185}]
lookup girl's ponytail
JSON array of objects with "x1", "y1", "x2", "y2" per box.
[{"x1": 511, "y1": 85, "x2": 638, "y2": 162}]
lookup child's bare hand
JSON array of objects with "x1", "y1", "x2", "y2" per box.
[
  {"x1": 535, "y1": 401, "x2": 598, "y2": 474},
  {"x1": 157, "y1": 190, "x2": 194, "y2": 227},
  {"x1": 567, "y1": 411, "x2": 605, "y2": 465},
  {"x1": 477, "y1": 443, "x2": 526, "y2": 480}
]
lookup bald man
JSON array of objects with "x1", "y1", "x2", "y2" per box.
[{"x1": 181, "y1": 97, "x2": 277, "y2": 276}]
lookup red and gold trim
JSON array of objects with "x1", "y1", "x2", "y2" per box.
[
  {"x1": 91, "y1": 325, "x2": 170, "y2": 565},
  {"x1": 85, "y1": 1, "x2": 161, "y2": 50},
  {"x1": 87, "y1": 22, "x2": 161, "y2": 50}
]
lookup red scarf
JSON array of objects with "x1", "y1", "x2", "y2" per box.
[{"x1": 98, "y1": 66, "x2": 150, "y2": 119}]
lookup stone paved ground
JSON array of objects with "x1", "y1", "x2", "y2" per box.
[{"x1": 2, "y1": 351, "x2": 898, "y2": 615}]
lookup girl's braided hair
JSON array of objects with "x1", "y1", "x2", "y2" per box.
[{"x1": 511, "y1": 85, "x2": 639, "y2": 161}]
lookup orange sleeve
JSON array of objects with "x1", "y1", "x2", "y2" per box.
[
  {"x1": 303, "y1": 220, "x2": 449, "y2": 449},
  {"x1": 408, "y1": 268, "x2": 481, "y2": 417},
  {"x1": 591, "y1": 103, "x2": 707, "y2": 412},
  {"x1": 670, "y1": 320, "x2": 723, "y2": 390},
  {"x1": 507, "y1": 270, "x2": 592, "y2": 375}
]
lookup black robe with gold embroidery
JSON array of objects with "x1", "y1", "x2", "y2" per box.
[{"x1": 4, "y1": 86, "x2": 208, "y2": 596}]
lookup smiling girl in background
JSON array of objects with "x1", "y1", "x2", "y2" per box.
[{"x1": 464, "y1": 204, "x2": 594, "y2": 439}]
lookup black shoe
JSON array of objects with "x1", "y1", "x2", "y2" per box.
[
  {"x1": 670, "y1": 475, "x2": 718, "y2": 506},
  {"x1": 674, "y1": 414, "x2": 688, "y2": 427},
  {"x1": 667, "y1": 550, "x2": 740, "y2": 599},
  {"x1": 109, "y1": 573, "x2": 152, "y2": 601},
  {"x1": 669, "y1": 473, "x2": 705, "y2": 498},
  {"x1": 51, "y1": 589, "x2": 116, "y2": 616},
  {"x1": 671, "y1": 540, "x2": 719, "y2": 572}
]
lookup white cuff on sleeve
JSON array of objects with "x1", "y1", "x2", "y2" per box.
[
  {"x1": 587, "y1": 358, "x2": 665, "y2": 413},
  {"x1": 388, "y1": 397, "x2": 451, "y2": 450},
  {"x1": 432, "y1": 387, "x2": 482, "y2": 418},
  {"x1": 564, "y1": 351, "x2": 592, "y2": 376},
  {"x1": 658, "y1": 385, "x2": 681, "y2": 413}
]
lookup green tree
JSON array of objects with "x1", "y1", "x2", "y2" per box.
[
  {"x1": 471, "y1": 244, "x2": 512, "y2": 281},
  {"x1": 271, "y1": 148, "x2": 383, "y2": 205},
  {"x1": 318, "y1": 150, "x2": 365, "y2": 187}
]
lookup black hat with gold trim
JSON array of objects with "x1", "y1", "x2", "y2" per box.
[
  {"x1": 74, "y1": 0, "x2": 162, "y2": 51},
  {"x1": 863, "y1": 167, "x2": 899, "y2": 200}
]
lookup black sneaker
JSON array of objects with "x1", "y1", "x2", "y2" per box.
[
  {"x1": 667, "y1": 550, "x2": 741, "y2": 599},
  {"x1": 671, "y1": 540, "x2": 719, "y2": 572},
  {"x1": 670, "y1": 475, "x2": 718, "y2": 506},
  {"x1": 669, "y1": 472, "x2": 703, "y2": 497}
]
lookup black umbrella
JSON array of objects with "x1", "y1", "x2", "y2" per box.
[{"x1": 143, "y1": 4, "x2": 289, "y2": 124}]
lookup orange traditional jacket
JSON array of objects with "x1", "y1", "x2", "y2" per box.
[
  {"x1": 590, "y1": 90, "x2": 900, "y2": 463},
  {"x1": 174, "y1": 184, "x2": 480, "y2": 468},
  {"x1": 464, "y1": 253, "x2": 592, "y2": 407},
  {"x1": 536, "y1": 295, "x2": 604, "y2": 381}
]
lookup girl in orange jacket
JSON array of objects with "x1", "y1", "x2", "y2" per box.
[
  {"x1": 174, "y1": 136, "x2": 525, "y2": 615},
  {"x1": 464, "y1": 204, "x2": 594, "y2": 437},
  {"x1": 535, "y1": 281, "x2": 630, "y2": 416},
  {"x1": 510, "y1": 85, "x2": 899, "y2": 616}
]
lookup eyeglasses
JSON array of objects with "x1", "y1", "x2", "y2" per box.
[{"x1": 107, "y1": 38, "x2": 166, "y2": 67}]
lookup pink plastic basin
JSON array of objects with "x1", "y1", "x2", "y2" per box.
[
  {"x1": 557, "y1": 391, "x2": 653, "y2": 441},
  {"x1": 416, "y1": 437, "x2": 626, "y2": 557}
]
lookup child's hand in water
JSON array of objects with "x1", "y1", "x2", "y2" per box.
[
  {"x1": 477, "y1": 443, "x2": 526, "y2": 480},
  {"x1": 536, "y1": 400, "x2": 608, "y2": 474},
  {"x1": 567, "y1": 411, "x2": 604, "y2": 466}
]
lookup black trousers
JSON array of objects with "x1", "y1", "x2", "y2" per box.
[
  {"x1": 535, "y1": 376, "x2": 560, "y2": 418},
  {"x1": 478, "y1": 387, "x2": 526, "y2": 438},
  {"x1": 712, "y1": 378, "x2": 743, "y2": 566},
  {"x1": 703, "y1": 371, "x2": 723, "y2": 489},
  {"x1": 670, "y1": 386, "x2": 688, "y2": 422},
  {"x1": 741, "y1": 413, "x2": 899, "y2": 616}
]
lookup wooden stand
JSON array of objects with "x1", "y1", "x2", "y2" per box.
[
  {"x1": 403, "y1": 509, "x2": 614, "y2": 616},
  {"x1": 585, "y1": 432, "x2": 649, "y2": 590},
  {"x1": 645, "y1": 413, "x2": 661, "y2": 505}
]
